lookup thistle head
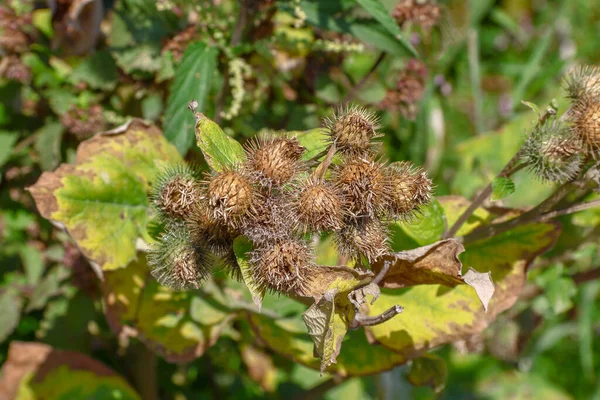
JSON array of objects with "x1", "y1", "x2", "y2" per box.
[
  {"x1": 240, "y1": 193, "x2": 293, "y2": 245},
  {"x1": 187, "y1": 202, "x2": 238, "y2": 258},
  {"x1": 569, "y1": 96, "x2": 600, "y2": 158},
  {"x1": 292, "y1": 177, "x2": 344, "y2": 233},
  {"x1": 151, "y1": 164, "x2": 201, "y2": 222},
  {"x1": 148, "y1": 224, "x2": 211, "y2": 291},
  {"x1": 335, "y1": 219, "x2": 390, "y2": 263},
  {"x1": 386, "y1": 161, "x2": 433, "y2": 219},
  {"x1": 249, "y1": 239, "x2": 314, "y2": 294},
  {"x1": 523, "y1": 119, "x2": 582, "y2": 182},
  {"x1": 205, "y1": 169, "x2": 257, "y2": 227},
  {"x1": 334, "y1": 156, "x2": 390, "y2": 219},
  {"x1": 245, "y1": 134, "x2": 305, "y2": 188},
  {"x1": 324, "y1": 105, "x2": 381, "y2": 156},
  {"x1": 563, "y1": 65, "x2": 600, "y2": 100}
]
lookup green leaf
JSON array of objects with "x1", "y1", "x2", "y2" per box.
[
  {"x1": 69, "y1": 49, "x2": 119, "y2": 91},
  {"x1": 0, "y1": 131, "x2": 19, "y2": 169},
  {"x1": 29, "y1": 120, "x2": 182, "y2": 271},
  {"x1": 354, "y1": 0, "x2": 418, "y2": 57},
  {"x1": 164, "y1": 42, "x2": 219, "y2": 154},
  {"x1": 19, "y1": 245, "x2": 44, "y2": 286},
  {"x1": 293, "y1": 128, "x2": 329, "y2": 161},
  {"x1": 1, "y1": 342, "x2": 140, "y2": 400},
  {"x1": 34, "y1": 121, "x2": 64, "y2": 171},
  {"x1": 193, "y1": 113, "x2": 246, "y2": 172},
  {"x1": 364, "y1": 196, "x2": 560, "y2": 358},
  {"x1": 0, "y1": 289, "x2": 23, "y2": 343},
  {"x1": 491, "y1": 177, "x2": 516, "y2": 201},
  {"x1": 407, "y1": 354, "x2": 448, "y2": 393},
  {"x1": 26, "y1": 265, "x2": 70, "y2": 312},
  {"x1": 399, "y1": 198, "x2": 446, "y2": 246},
  {"x1": 103, "y1": 256, "x2": 234, "y2": 362}
]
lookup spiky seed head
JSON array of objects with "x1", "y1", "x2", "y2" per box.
[
  {"x1": 188, "y1": 202, "x2": 237, "y2": 258},
  {"x1": 151, "y1": 164, "x2": 201, "y2": 221},
  {"x1": 249, "y1": 240, "x2": 313, "y2": 294},
  {"x1": 240, "y1": 194, "x2": 293, "y2": 245},
  {"x1": 206, "y1": 170, "x2": 255, "y2": 226},
  {"x1": 386, "y1": 162, "x2": 433, "y2": 218},
  {"x1": 148, "y1": 225, "x2": 210, "y2": 291},
  {"x1": 569, "y1": 96, "x2": 600, "y2": 157},
  {"x1": 335, "y1": 219, "x2": 390, "y2": 263},
  {"x1": 563, "y1": 65, "x2": 600, "y2": 100},
  {"x1": 324, "y1": 105, "x2": 381, "y2": 155},
  {"x1": 245, "y1": 135, "x2": 306, "y2": 187},
  {"x1": 522, "y1": 119, "x2": 582, "y2": 182},
  {"x1": 293, "y1": 177, "x2": 344, "y2": 233},
  {"x1": 335, "y1": 157, "x2": 390, "y2": 219}
]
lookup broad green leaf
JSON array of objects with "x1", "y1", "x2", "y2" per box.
[
  {"x1": 399, "y1": 198, "x2": 446, "y2": 246},
  {"x1": 26, "y1": 265, "x2": 70, "y2": 313},
  {"x1": 19, "y1": 245, "x2": 44, "y2": 286},
  {"x1": 491, "y1": 177, "x2": 516, "y2": 201},
  {"x1": 69, "y1": 49, "x2": 119, "y2": 91},
  {"x1": 164, "y1": 42, "x2": 219, "y2": 154},
  {"x1": 475, "y1": 370, "x2": 571, "y2": 400},
  {"x1": 103, "y1": 256, "x2": 234, "y2": 362},
  {"x1": 248, "y1": 312, "x2": 406, "y2": 376},
  {"x1": 354, "y1": 0, "x2": 418, "y2": 57},
  {"x1": 365, "y1": 196, "x2": 559, "y2": 357},
  {"x1": 407, "y1": 354, "x2": 448, "y2": 393},
  {"x1": 0, "y1": 342, "x2": 140, "y2": 400},
  {"x1": 293, "y1": 128, "x2": 329, "y2": 161},
  {"x1": 441, "y1": 195, "x2": 490, "y2": 237},
  {"x1": 34, "y1": 121, "x2": 64, "y2": 171},
  {"x1": 0, "y1": 131, "x2": 18, "y2": 169},
  {"x1": 29, "y1": 120, "x2": 181, "y2": 271},
  {"x1": 193, "y1": 112, "x2": 246, "y2": 172},
  {"x1": 0, "y1": 289, "x2": 23, "y2": 343}
]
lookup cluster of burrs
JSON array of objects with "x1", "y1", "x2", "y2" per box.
[{"x1": 148, "y1": 105, "x2": 433, "y2": 294}]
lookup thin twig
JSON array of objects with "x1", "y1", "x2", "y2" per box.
[
  {"x1": 343, "y1": 52, "x2": 386, "y2": 103},
  {"x1": 444, "y1": 107, "x2": 557, "y2": 239},
  {"x1": 349, "y1": 305, "x2": 403, "y2": 329}
]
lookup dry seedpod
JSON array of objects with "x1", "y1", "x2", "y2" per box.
[
  {"x1": 148, "y1": 224, "x2": 210, "y2": 290},
  {"x1": 292, "y1": 177, "x2": 344, "y2": 233},
  {"x1": 240, "y1": 194, "x2": 293, "y2": 245},
  {"x1": 249, "y1": 239, "x2": 314, "y2": 294},
  {"x1": 335, "y1": 218, "x2": 390, "y2": 263},
  {"x1": 386, "y1": 161, "x2": 433, "y2": 218},
  {"x1": 563, "y1": 65, "x2": 600, "y2": 100},
  {"x1": 245, "y1": 135, "x2": 306, "y2": 188},
  {"x1": 324, "y1": 105, "x2": 381, "y2": 156},
  {"x1": 570, "y1": 95, "x2": 600, "y2": 157},
  {"x1": 188, "y1": 202, "x2": 238, "y2": 258},
  {"x1": 205, "y1": 169, "x2": 257, "y2": 227},
  {"x1": 151, "y1": 164, "x2": 201, "y2": 222},
  {"x1": 335, "y1": 156, "x2": 390, "y2": 219}
]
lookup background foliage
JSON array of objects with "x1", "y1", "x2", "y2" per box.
[{"x1": 1, "y1": 0, "x2": 600, "y2": 399}]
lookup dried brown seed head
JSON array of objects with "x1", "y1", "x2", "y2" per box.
[
  {"x1": 335, "y1": 157, "x2": 390, "y2": 219},
  {"x1": 335, "y1": 219, "x2": 390, "y2": 263},
  {"x1": 392, "y1": 0, "x2": 442, "y2": 31},
  {"x1": 570, "y1": 96, "x2": 600, "y2": 157},
  {"x1": 148, "y1": 225, "x2": 210, "y2": 291},
  {"x1": 151, "y1": 164, "x2": 201, "y2": 222},
  {"x1": 386, "y1": 162, "x2": 433, "y2": 218},
  {"x1": 325, "y1": 105, "x2": 381, "y2": 156},
  {"x1": 293, "y1": 177, "x2": 344, "y2": 233},
  {"x1": 188, "y1": 202, "x2": 238, "y2": 258},
  {"x1": 60, "y1": 104, "x2": 105, "y2": 141},
  {"x1": 206, "y1": 170, "x2": 256, "y2": 225},
  {"x1": 245, "y1": 135, "x2": 305, "y2": 187},
  {"x1": 240, "y1": 194, "x2": 293, "y2": 245},
  {"x1": 250, "y1": 239, "x2": 313, "y2": 294}
]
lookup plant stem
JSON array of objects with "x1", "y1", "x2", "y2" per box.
[
  {"x1": 444, "y1": 107, "x2": 557, "y2": 239},
  {"x1": 343, "y1": 52, "x2": 386, "y2": 103},
  {"x1": 349, "y1": 305, "x2": 403, "y2": 329},
  {"x1": 128, "y1": 343, "x2": 158, "y2": 400}
]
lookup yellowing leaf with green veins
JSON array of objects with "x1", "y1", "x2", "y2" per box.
[
  {"x1": 364, "y1": 196, "x2": 559, "y2": 356},
  {"x1": 248, "y1": 312, "x2": 406, "y2": 376},
  {"x1": 193, "y1": 112, "x2": 246, "y2": 172},
  {"x1": 0, "y1": 342, "x2": 139, "y2": 400},
  {"x1": 28, "y1": 120, "x2": 181, "y2": 271},
  {"x1": 103, "y1": 255, "x2": 235, "y2": 362}
]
